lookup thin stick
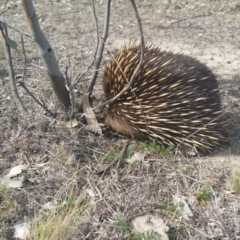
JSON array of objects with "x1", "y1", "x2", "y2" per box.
[
  {"x1": 98, "y1": 140, "x2": 130, "y2": 176},
  {"x1": 18, "y1": 35, "x2": 55, "y2": 116},
  {"x1": 0, "y1": 21, "x2": 27, "y2": 116},
  {"x1": 210, "y1": 200, "x2": 231, "y2": 239},
  {"x1": 87, "y1": 0, "x2": 111, "y2": 95},
  {"x1": 168, "y1": 13, "x2": 211, "y2": 25},
  {"x1": 94, "y1": 0, "x2": 144, "y2": 110},
  {"x1": 72, "y1": 0, "x2": 100, "y2": 87}
]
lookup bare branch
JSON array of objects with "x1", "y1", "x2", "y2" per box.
[
  {"x1": 20, "y1": 34, "x2": 27, "y2": 83},
  {"x1": 66, "y1": 0, "x2": 104, "y2": 115},
  {"x1": 90, "y1": 0, "x2": 100, "y2": 66},
  {"x1": 87, "y1": 0, "x2": 111, "y2": 95},
  {"x1": 0, "y1": 2, "x2": 17, "y2": 16},
  {"x1": 21, "y1": 0, "x2": 71, "y2": 110},
  {"x1": 19, "y1": 82, "x2": 55, "y2": 116},
  {"x1": 0, "y1": 21, "x2": 27, "y2": 116},
  {"x1": 94, "y1": 0, "x2": 145, "y2": 110},
  {"x1": 18, "y1": 35, "x2": 55, "y2": 116}
]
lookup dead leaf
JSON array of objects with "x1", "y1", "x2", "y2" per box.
[
  {"x1": 82, "y1": 93, "x2": 103, "y2": 135},
  {"x1": 7, "y1": 165, "x2": 28, "y2": 177},
  {"x1": 0, "y1": 176, "x2": 25, "y2": 188},
  {"x1": 86, "y1": 188, "x2": 95, "y2": 197},
  {"x1": 84, "y1": 123, "x2": 104, "y2": 135},
  {"x1": 132, "y1": 214, "x2": 169, "y2": 240},
  {"x1": 42, "y1": 201, "x2": 57, "y2": 210},
  {"x1": 126, "y1": 152, "x2": 147, "y2": 164},
  {"x1": 82, "y1": 94, "x2": 97, "y2": 125},
  {"x1": 0, "y1": 165, "x2": 28, "y2": 188},
  {"x1": 65, "y1": 119, "x2": 79, "y2": 128},
  {"x1": 172, "y1": 194, "x2": 193, "y2": 221},
  {"x1": 14, "y1": 222, "x2": 30, "y2": 240}
]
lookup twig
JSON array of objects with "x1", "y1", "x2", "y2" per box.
[
  {"x1": 93, "y1": 0, "x2": 145, "y2": 110},
  {"x1": 0, "y1": 2, "x2": 17, "y2": 16},
  {"x1": 71, "y1": 0, "x2": 101, "y2": 95},
  {"x1": 90, "y1": 0, "x2": 100, "y2": 68},
  {"x1": 18, "y1": 81, "x2": 55, "y2": 117},
  {"x1": 64, "y1": 62, "x2": 75, "y2": 117},
  {"x1": 20, "y1": 34, "x2": 27, "y2": 83},
  {"x1": 7, "y1": 24, "x2": 32, "y2": 38},
  {"x1": 87, "y1": 0, "x2": 111, "y2": 95},
  {"x1": 0, "y1": 21, "x2": 27, "y2": 116},
  {"x1": 72, "y1": 31, "x2": 99, "y2": 87},
  {"x1": 210, "y1": 200, "x2": 231, "y2": 239},
  {"x1": 185, "y1": 224, "x2": 213, "y2": 238},
  {"x1": 168, "y1": 14, "x2": 211, "y2": 25},
  {"x1": 18, "y1": 35, "x2": 55, "y2": 116},
  {"x1": 98, "y1": 140, "x2": 129, "y2": 176}
]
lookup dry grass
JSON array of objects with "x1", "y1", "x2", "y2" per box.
[
  {"x1": 230, "y1": 171, "x2": 240, "y2": 194},
  {"x1": 0, "y1": 0, "x2": 240, "y2": 239},
  {"x1": 30, "y1": 177, "x2": 89, "y2": 240}
]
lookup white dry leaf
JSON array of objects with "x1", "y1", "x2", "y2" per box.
[
  {"x1": 86, "y1": 188, "x2": 95, "y2": 206},
  {"x1": 42, "y1": 201, "x2": 57, "y2": 211},
  {"x1": 132, "y1": 215, "x2": 169, "y2": 240},
  {"x1": 7, "y1": 165, "x2": 28, "y2": 177},
  {"x1": 65, "y1": 153, "x2": 76, "y2": 165},
  {"x1": 85, "y1": 123, "x2": 105, "y2": 135},
  {"x1": 166, "y1": 172, "x2": 177, "y2": 179},
  {"x1": 86, "y1": 188, "x2": 95, "y2": 198},
  {"x1": 126, "y1": 152, "x2": 147, "y2": 164},
  {"x1": 172, "y1": 195, "x2": 193, "y2": 221},
  {"x1": 14, "y1": 222, "x2": 30, "y2": 240},
  {"x1": 224, "y1": 190, "x2": 235, "y2": 195},
  {"x1": 82, "y1": 93, "x2": 103, "y2": 135},
  {"x1": 65, "y1": 119, "x2": 79, "y2": 128},
  {"x1": 0, "y1": 176, "x2": 25, "y2": 188},
  {"x1": 0, "y1": 165, "x2": 28, "y2": 188},
  {"x1": 35, "y1": 163, "x2": 48, "y2": 167}
]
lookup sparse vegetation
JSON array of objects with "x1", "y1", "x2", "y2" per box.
[
  {"x1": 127, "y1": 143, "x2": 135, "y2": 158},
  {"x1": 161, "y1": 203, "x2": 179, "y2": 213},
  {"x1": 230, "y1": 171, "x2": 240, "y2": 194},
  {"x1": 130, "y1": 231, "x2": 159, "y2": 240},
  {"x1": 115, "y1": 215, "x2": 159, "y2": 240},
  {"x1": 229, "y1": 3, "x2": 240, "y2": 12},
  {"x1": 0, "y1": 187, "x2": 15, "y2": 222},
  {"x1": 115, "y1": 215, "x2": 130, "y2": 234},
  {"x1": 142, "y1": 140, "x2": 173, "y2": 155},
  {"x1": 30, "y1": 183, "x2": 89, "y2": 240},
  {"x1": 232, "y1": 73, "x2": 240, "y2": 82},
  {"x1": 196, "y1": 183, "x2": 214, "y2": 207}
]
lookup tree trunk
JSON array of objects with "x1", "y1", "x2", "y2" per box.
[{"x1": 21, "y1": 0, "x2": 71, "y2": 110}]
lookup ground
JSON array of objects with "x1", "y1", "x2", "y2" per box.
[{"x1": 0, "y1": 0, "x2": 240, "y2": 239}]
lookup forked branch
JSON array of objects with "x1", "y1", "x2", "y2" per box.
[
  {"x1": 87, "y1": 0, "x2": 112, "y2": 95},
  {"x1": 93, "y1": 0, "x2": 144, "y2": 110}
]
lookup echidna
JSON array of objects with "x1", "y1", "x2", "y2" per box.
[{"x1": 102, "y1": 41, "x2": 228, "y2": 151}]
